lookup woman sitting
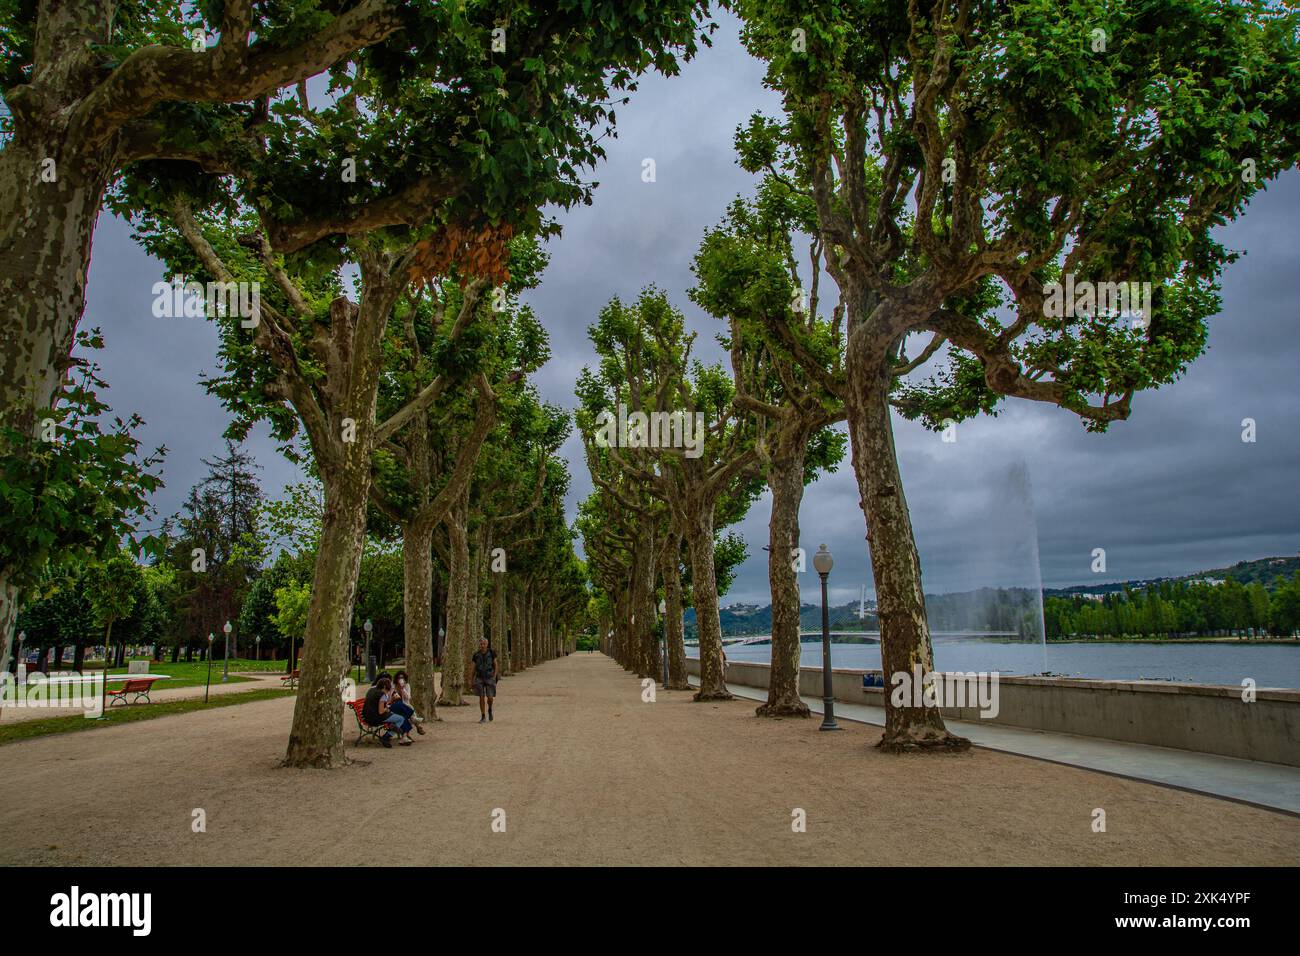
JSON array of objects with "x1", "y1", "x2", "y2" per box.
[
  {"x1": 361, "y1": 676, "x2": 412, "y2": 747},
  {"x1": 390, "y1": 670, "x2": 426, "y2": 735}
]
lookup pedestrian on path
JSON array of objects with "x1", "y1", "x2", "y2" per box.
[{"x1": 472, "y1": 638, "x2": 499, "y2": 724}]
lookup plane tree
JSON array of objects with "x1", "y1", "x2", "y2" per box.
[
  {"x1": 368, "y1": 240, "x2": 549, "y2": 716},
  {"x1": 736, "y1": 0, "x2": 1300, "y2": 750},
  {"x1": 107, "y1": 4, "x2": 710, "y2": 767},
  {"x1": 690, "y1": 181, "x2": 848, "y2": 717},
  {"x1": 579, "y1": 289, "x2": 762, "y2": 701}
]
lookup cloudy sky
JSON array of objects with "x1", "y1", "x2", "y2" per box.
[{"x1": 86, "y1": 10, "x2": 1300, "y2": 607}]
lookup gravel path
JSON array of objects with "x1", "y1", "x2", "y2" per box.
[{"x1": 0, "y1": 653, "x2": 1294, "y2": 866}]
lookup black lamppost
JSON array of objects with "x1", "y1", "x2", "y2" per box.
[
  {"x1": 204, "y1": 632, "x2": 214, "y2": 703},
  {"x1": 813, "y1": 544, "x2": 840, "y2": 731},
  {"x1": 15, "y1": 631, "x2": 24, "y2": 680},
  {"x1": 221, "y1": 620, "x2": 232, "y2": 682},
  {"x1": 255, "y1": 634, "x2": 261, "y2": 664},
  {"x1": 658, "y1": 598, "x2": 668, "y2": 686},
  {"x1": 364, "y1": 619, "x2": 374, "y2": 682}
]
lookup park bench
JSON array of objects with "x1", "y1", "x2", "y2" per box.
[
  {"x1": 346, "y1": 698, "x2": 395, "y2": 746},
  {"x1": 107, "y1": 678, "x2": 156, "y2": 706},
  {"x1": 281, "y1": 669, "x2": 300, "y2": 689}
]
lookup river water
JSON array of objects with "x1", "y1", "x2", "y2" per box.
[{"x1": 690, "y1": 638, "x2": 1300, "y2": 689}]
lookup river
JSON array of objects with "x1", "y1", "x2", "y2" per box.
[{"x1": 689, "y1": 638, "x2": 1300, "y2": 689}]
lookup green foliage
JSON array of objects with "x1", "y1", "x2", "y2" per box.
[
  {"x1": 734, "y1": 0, "x2": 1300, "y2": 430},
  {"x1": 0, "y1": 331, "x2": 164, "y2": 594},
  {"x1": 272, "y1": 580, "x2": 312, "y2": 643},
  {"x1": 1045, "y1": 575, "x2": 1297, "y2": 639}
]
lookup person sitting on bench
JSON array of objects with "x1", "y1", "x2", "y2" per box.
[
  {"x1": 390, "y1": 670, "x2": 426, "y2": 735},
  {"x1": 362, "y1": 676, "x2": 412, "y2": 748}
]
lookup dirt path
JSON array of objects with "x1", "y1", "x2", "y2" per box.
[{"x1": 0, "y1": 653, "x2": 1294, "y2": 866}]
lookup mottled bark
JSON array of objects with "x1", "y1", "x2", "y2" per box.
[
  {"x1": 438, "y1": 495, "x2": 471, "y2": 706},
  {"x1": 758, "y1": 452, "x2": 811, "y2": 718},
  {"x1": 660, "y1": 530, "x2": 690, "y2": 689},
  {"x1": 491, "y1": 574, "x2": 509, "y2": 676},
  {"x1": 631, "y1": 542, "x2": 656, "y2": 678},
  {"x1": 684, "y1": 503, "x2": 731, "y2": 702},
  {"x1": 846, "y1": 336, "x2": 968, "y2": 752},
  {"x1": 284, "y1": 468, "x2": 370, "y2": 768},
  {"x1": 0, "y1": 573, "x2": 19, "y2": 716},
  {"x1": 402, "y1": 519, "x2": 438, "y2": 719}
]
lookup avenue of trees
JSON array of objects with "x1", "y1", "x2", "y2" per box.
[
  {"x1": 2, "y1": 1, "x2": 1297, "y2": 760},
  {"x1": 577, "y1": 0, "x2": 1300, "y2": 752},
  {"x1": 1, "y1": 0, "x2": 691, "y2": 761}
]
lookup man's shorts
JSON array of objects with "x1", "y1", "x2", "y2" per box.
[{"x1": 473, "y1": 677, "x2": 497, "y2": 697}]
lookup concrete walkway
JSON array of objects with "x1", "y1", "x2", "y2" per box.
[{"x1": 695, "y1": 676, "x2": 1300, "y2": 815}]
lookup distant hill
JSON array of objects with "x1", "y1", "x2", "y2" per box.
[
  {"x1": 680, "y1": 554, "x2": 1300, "y2": 639},
  {"x1": 1045, "y1": 555, "x2": 1300, "y2": 598}
]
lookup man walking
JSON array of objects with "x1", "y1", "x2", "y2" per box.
[{"x1": 471, "y1": 637, "x2": 499, "y2": 724}]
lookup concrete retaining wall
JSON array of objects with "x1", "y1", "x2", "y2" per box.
[{"x1": 687, "y1": 658, "x2": 1300, "y2": 767}]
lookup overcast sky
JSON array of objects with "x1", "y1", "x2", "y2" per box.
[{"x1": 85, "y1": 11, "x2": 1300, "y2": 607}]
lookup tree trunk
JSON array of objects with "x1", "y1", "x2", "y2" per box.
[
  {"x1": 438, "y1": 499, "x2": 471, "y2": 706},
  {"x1": 685, "y1": 504, "x2": 731, "y2": 702},
  {"x1": 492, "y1": 573, "x2": 509, "y2": 676},
  {"x1": 640, "y1": 526, "x2": 661, "y2": 680},
  {"x1": 846, "y1": 350, "x2": 968, "y2": 752},
  {"x1": 631, "y1": 544, "x2": 654, "y2": 678},
  {"x1": 0, "y1": 573, "x2": 18, "y2": 715},
  {"x1": 758, "y1": 451, "x2": 811, "y2": 718},
  {"x1": 660, "y1": 530, "x2": 690, "y2": 690},
  {"x1": 0, "y1": 127, "x2": 116, "y2": 444},
  {"x1": 283, "y1": 470, "x2": 370, "y2": 768},
  {"x1": 402, "y1": 519, "x2": 439, "y2": 720}
]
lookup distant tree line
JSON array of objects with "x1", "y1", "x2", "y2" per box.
[{"x1": 1045, "y1": 575, "x2": 1300, "y2": 640}]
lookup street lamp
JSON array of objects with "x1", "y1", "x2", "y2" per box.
[
  {"x1": 255, "y1": 634, "x2": 261, "y2": 663},
  {"x1": 364, "y1": 619, "x2": 374, "y2": 682},
  {"x1": 205, "y1": 632, "x2": 214, "y2": 703},
  {"x1": 15, "y1": 631, "x2": 24, "y2": 682},
  {"x1": 221, "y1": 620, "x2": 232, "y2": 682},
  {"x1": 813, "y1": 544, "x2": 840, "y2": 731},
  {"x1": 658, "y1": 598, "x2": 668, "y2": 687}
]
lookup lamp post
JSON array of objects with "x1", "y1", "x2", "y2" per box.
[
  {"x1": 221, "y1": 620, "x2": 232, "y2": 682},
  {"x1": 813, "y1": 544, "x2": 840, "y2": 731},
  {"x1": 364, "y1": 619, "x2": 374, "y2": 682},
  {"x1": 256, "y1": 634, "x2": 261, "y2": 664},
  {"x1": 205, "y1": 632, "x2": 214, "y2": 703},
  {"x1": 658, "y1": 598, "x2": 668, "y2": 687},
  {"x1": 15, "y1": 631, "x2": 24, "y2": 681}
]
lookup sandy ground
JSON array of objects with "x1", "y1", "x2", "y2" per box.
[
  {"x1": 0, "y1": 653, "x2": 1295, "y2": 866},
  {"x1": 0, "y1": 670, "x2": 287, "y2": 724}
]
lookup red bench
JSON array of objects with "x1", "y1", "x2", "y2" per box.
[
  {"x1": 281, "y1": 668, "x2": 300, "y2": 689},
  {"x1": 346, "y1": 698, "x2": 392, "y2": 746},
  {"x1": 108, "y1": 678, "x2": 156, "y2": 706}
]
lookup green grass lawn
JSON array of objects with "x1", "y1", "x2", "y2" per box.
[
  {"x1": 69, "y1": 658, "x2": 293, "y2": 689},
  {"x1": 0, "y1": 688, "x2": 295, "y2": 747}
]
